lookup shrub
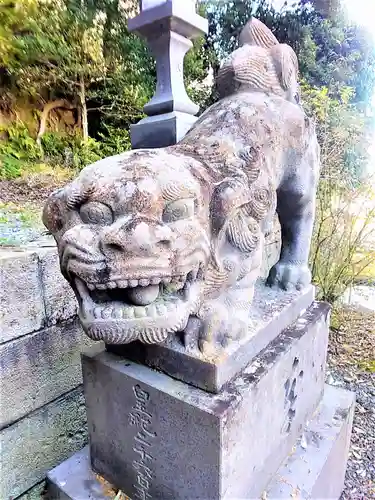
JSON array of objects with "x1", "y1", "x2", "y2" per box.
[
  {"x1": 310, "y1": 178, "x2": 375, "y2": 303},
  {"x1": 0, "y1": 122, "x2": 41, "y2": 180},
  {"x1": 98, "y1": 125, "x2": 131, "y2": 157}
]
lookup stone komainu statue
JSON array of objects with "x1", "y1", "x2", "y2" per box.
[{"x1": 43, "y1": 19, "x2": 320, "y2": 355}]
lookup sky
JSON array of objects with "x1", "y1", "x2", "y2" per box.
[{"x1": 343, "y1": 0, "x2": 375, "y2": 39}]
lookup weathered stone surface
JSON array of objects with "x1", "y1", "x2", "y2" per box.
[
  {"x1": 18, "y1": 481, "x2": 46, "y2": 500},
  {"x1": 261, "y1": 219, "x2": 281, "y2": 278},
  {"x1": 266, "y1": 385, "x2": 355, "y2": 499},
  {"x1": 38, "y1": 246, "x2": 77, "y2": 326},
  {"x1": 0, "y1": 318, "x2": 99, "y2": 428},
  {"x1": 82, "y1": 302, "x2": 329, "y2": 500},
  {"x1": 46, "y1": 384, "x2": 354, "y2": 500},
  {"x1": 131, "y1": 112, "x2": 197, "y2": 149},
  {"x1": 0, "y1": 388, "x2": 88, "y2": 499},
  {"x1": 0, "y1": 249, "x2": 45, "y2": 344},
  {"x1": 47, "y1": 447, "x2": 115, "y2": 500},
  {"x1": 108, "y1": 280, "x2": 315, "y2": 392},
  {"x1": 43, "y1": 19, "x2": 320, "y2": 357}
]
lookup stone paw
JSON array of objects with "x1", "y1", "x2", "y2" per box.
[
  {"x1": 266, "y1": 261, "x2": 311, "y2": 291},
  {"x1": 198, "y1": 317, "x2": 247, "y2": 357}
]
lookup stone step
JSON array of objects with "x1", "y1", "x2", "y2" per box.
[
  {"x1": 266, "y1": 384, "x2": 355, "y2": 500},
  {"x1": 46, "y1": 384, "x2": 355, "y2": 500}
]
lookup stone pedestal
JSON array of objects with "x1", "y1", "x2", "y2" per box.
[
  {"x1": 47, "y1": 385, "x2": 355, "y2": 500},
  {"x1": 46, "y1": 296, "x2": 355, "y2": 500},
  {"x1": 128, "y1": 1, "x2": 208, "y2": 149},
  {"x1": 130, "y1": 112, "x2": 197, "y2": 150}
]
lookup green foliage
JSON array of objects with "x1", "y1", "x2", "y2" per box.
[
  {"x1": 0, "y1": 122, "x2": 41, "y2": 179},
  {"x1": 0, "y1": 120, "x2": 133, "y2": 180},
  {"x1": 41, "y1": 132, "x2": 102, "y2": 169},
  {"x1": 310, "y1": 178, "x2": 375, "y2": 304},
  {"x1": 301, "y1": 81, "x2": 373, "y2": 182},
  {"x1": 98, "y1": 125, "x2": 131, "y2": 157}
]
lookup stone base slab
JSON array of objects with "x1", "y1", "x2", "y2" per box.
[
  {"x1": 79, "y1": 302, "x2": 329, "y2": 500},
  {"x1": 108, "y1": 281, "x2": 315, "y2": 393},
  {"x1": 46, "y1": 384, "x2": 354, "y2": 500},
  {"x1": 130, "y1": 112, "x2": 197, "y2": 149}
]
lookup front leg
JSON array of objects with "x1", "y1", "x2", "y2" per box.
[{"x1": 267, "y1": 183, "x2": 316, "y2": 291}]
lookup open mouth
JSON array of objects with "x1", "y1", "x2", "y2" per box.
[{"x1": 73, "y1": 266, "x2": 203, "y2": 344}]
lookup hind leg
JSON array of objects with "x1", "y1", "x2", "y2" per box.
[{"x1": 267, "y1": 169, "x2": 317, "y2": 291}]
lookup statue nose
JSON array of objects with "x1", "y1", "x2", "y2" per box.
[{"x1": 101, "y1": 216, "x2": 172, "y2": 255}]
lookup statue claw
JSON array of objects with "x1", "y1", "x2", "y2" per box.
[{"x1": 267, "y1": 261, "x2": 311, "y2": 291}]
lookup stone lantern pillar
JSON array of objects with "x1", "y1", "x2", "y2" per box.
[{"x1": 128, "y1": 0, "x2": 208, "y2": 149}]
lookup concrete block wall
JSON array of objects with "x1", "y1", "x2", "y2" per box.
[{"x1": 0, "y1": 224, "x2": 281, "y2": 499}]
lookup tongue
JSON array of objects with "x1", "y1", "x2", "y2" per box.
[{"x1": 126, "y1": 285, "x2": 160, "y2": 306}]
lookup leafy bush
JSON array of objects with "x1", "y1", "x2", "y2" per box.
[
  {"x1": 0, "y1": 154, "x2": 23, "y2": 180},
  {"x1": 310, "y1": 176, "x2": 375, "y2": 304},
  {"x1": 71, "y1": 137, "x2": 103, "y2": 169},
  {"x1": 0, "y1": 122, "x2": 41, "y2": 179},
  {"x1": 41, "y1": 132, "x2": 102, "y2": 169},
  {"x1": 0, "y1": 121, "x2": 134, "y2": 180},
  {"x1": 301, "y1": 82, "x2": 372, "y2": 184},
  {"x1": 301, "y1": 80, "x2": 375, "y2": 303},
  {"x1": 98, "y1": 125, "x2": 131, "y2": 157},
  {"x1": 41, "y1": 132, "x2": 71, "y2": 162}
]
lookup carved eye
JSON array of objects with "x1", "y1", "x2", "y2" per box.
[
  {"x1": 162, "y1": 199, "x2": 195, "y2": 223},
  {"x1": 80, "y1": 202, "x2": 113, "y2": 225}
]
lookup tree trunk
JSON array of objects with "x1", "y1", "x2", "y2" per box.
[
  {"x1": 36, "y1": 99, "x2": 73, "y2": 146},
  {"x1": 79, "y1": 76, "x2": 89, "y2": 141}
]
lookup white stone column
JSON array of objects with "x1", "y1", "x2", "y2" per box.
[{"x1": 128, "y1": 0, "x2": 208, "y2": 149}]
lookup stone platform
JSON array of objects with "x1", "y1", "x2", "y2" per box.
[
  {"x1": 46, "y1": 383, "x2": 355, "y2": 500},
  {"x1": 66, "y1": 302, "x2": 329, "y2": 500},
  {"x1": 107, "y1": 280, "x2": 315, "y2": 393}
]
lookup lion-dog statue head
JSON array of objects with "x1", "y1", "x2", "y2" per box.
[{"x1": 43, "y1": 146, "x2": 265, "y2": 347}]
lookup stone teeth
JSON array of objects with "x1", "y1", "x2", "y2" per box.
[
  {"x1": 101, "y1": 307, "x2": 113, "y2": 319},
  {"x1": 93, "y1": 307, "x2": 102, "y2": 319},
  {"x1": 125, "y1": 307, "x2": 135, "y2": 319},
  {"x1": 87, "y1": 283, "x2": 96, "y2": 291},
  {"x1": 117, "y1": 280, "x2": 128, "y2": 288},
  {"x1": 146, "y1": 304, "x2": 157, "y2": 317},
  {"x1": 96, "y1": 283, "x2": 107, "y2": 290},
  {"x1": 107, "y1": 281, "x2": 117, "y2": 289},
  {"x1": 151, "y1": 277, "x2": 161, "y2": 285},
  {"x1": 113, "y1": 308, "x2": 123, "y2": 319},
  {"x1": 139, "y1": 279, "x2": 150, "y2": 287},
  {"x1": 129, "y1": 279, "x2": 139, "y2": 288},
  {"x1": 187, "y1": 270, "x2": 197, "y2": 282},
  {"x1": 134, "y1": 307, "x2": 146, "y2": 318}
]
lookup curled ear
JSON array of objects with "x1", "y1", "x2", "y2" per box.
[
  {"x1": 239, "y1": 18, "x2": 279, "y2": 48},
  {"x1": 210, "y1": 177, "x2": 251, "y2": 240},
  {"x1": 210, "y1": 177, "x2": 262, "y2": 269},
  {"x1": 270, "y1": 44, "x2": 299, "y2": 98},
  {"x1": 227, "y1": 212, "x2": 260, "y2": 253},
  {"x1": 42, "y1": 188, "x2": 66, "y2": 235}
]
